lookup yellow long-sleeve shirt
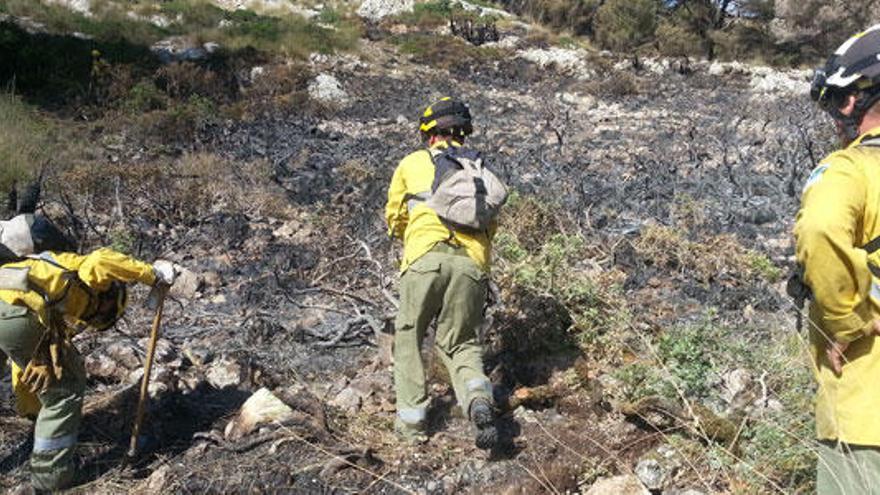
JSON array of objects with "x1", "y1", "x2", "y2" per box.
[
  {"x1": 794, "y1": 128, "x2": 880, "y2": 445},
  {"x1": 385, "y1": 141, "x2": 493, "y2": 272},
  {"x1": 0, "y1": 248, "x2": 156, "y2": 325}
]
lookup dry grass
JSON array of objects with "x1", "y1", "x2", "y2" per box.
[
  {"x1": 634, "y1": 224, "x2": 780, "y2": 284},
  {"x1": 0, "y1": 93, "x2": 53, "y2": 191}
]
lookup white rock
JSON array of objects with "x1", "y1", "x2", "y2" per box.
[
  {"x1": 138, "y1": 338, "x2": 176, "y2": 364},
  {"x1": 85, "y1": 352, "x2": 123, "y2": 380},
  {"x1": 206, "y1": 356, "x2": 245, "y2": 389},
  {"x1": 170, "y1": 268, "x2": 203, "y2": 299},
  {"x1": 488, "y1": 36, "x2": 521, "y2": 50},
  {"x1": 518, "y1": 47, "x2": 584, "y2": 73},
  {"x1": 151, "y1": 37, "x2": 214, "y2": 64},
  {"x1": 585, "y1": 475, "x2": 650, "y2": 495},
  {"x1": 210, "y1": 0, "x2": 318, "y2": 17},
  {"x1": 614, "y1": 59, "x2": 634, "y2": 71},
  {"x1": 144, "y1": 464, "x2": 171, "y2": 492},
  {"x1": 225, "y1": 387, "x2": 296, "y2": 440},
  {"x1": 105, "y1": 341, "x2": 141, "y2": 369},
  {"x1": 750, "y1": 71, "x2": 810, "y2": 96},
  {"x1": 250, "y1": 66, "x2": 266, "y2": 81},
  {"x1": 708, "y1": 61, "x2": 726, "y2": 76},
  {"x1": 641, "y1": 57, "x2": 670, "y2": 75},
  {"x1": 558, "y1": 92, "x2": 595, "y2": 108},
  {"x1": 450, "y1": 0, "x2": 513, "y2": 18},
  {"x1": 329, "y1": 385, "x2": 363, "y2": 413},
  {"x1": 308, "y1": 73, "x2": 350, "y2": 104},
  {"x1": 721, "y1": 368, "x2": 752, "y2": 405},
  {"x1": 357, "y1": 0, "x2": 414, "y2": 21},
  {"x1": 635, "y1": 458, "x2": 669, "y2": 491},
  {"x1": 45, "y1": 0, "x2": 92, "y2": 16}
]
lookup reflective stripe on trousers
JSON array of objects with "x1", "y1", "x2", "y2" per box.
[
  {"x1": 466, "y1": 378, "x2": 492, "y2": 396},
  {"x1": 33, "y1": 432, "x2": 77, "y2": 452},
  {"x1": 397, "y1": 407, "x2": 427, "y2": 425}
]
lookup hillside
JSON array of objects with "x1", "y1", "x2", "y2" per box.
[{"x1": 0, "y1": 1, "x2": 835, "y2": 493}]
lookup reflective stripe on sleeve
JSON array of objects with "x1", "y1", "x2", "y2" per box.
[
  {"x1": 871, "y1": 280, "x2": 880, "y2": 302},
  {"x1": 405, "y1": 192, "x2": 431, "y2": 212}
]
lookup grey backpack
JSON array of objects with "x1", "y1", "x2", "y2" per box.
[{"x1": 423, "y1": 147, "x2": 508, "y2": 232}]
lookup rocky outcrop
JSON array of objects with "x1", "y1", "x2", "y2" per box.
[
  {"x1": 357, "y1": 0, "x2": 414, "y2": 21},
  {"x1": 308, "y1": 74, "x2": 350, "y2": 105}
]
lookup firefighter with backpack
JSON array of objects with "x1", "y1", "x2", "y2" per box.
[
  {"x1": 0, "y1": 213, "x2": 178, "y2": 492},
  {"x1": 795, "y1": 24, "x2": 880, "y2": 493},
  {"x1": 385, "y1": 97, "x2": 507, "y2": 449}
]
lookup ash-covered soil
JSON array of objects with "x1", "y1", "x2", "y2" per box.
[{"x1": 0, "y1": 19, "x2": 829, "y2": 495}]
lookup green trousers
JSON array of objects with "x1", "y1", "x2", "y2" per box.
[
  {"x1": 817, "y1": 440, "x2": 880, "y2": 494},
  {"x1": 394, "y1": 245, "x2": 493, "y2": 433},
  {"x1": 0, "y1": 301, "x2": 85, "y2": 491}
]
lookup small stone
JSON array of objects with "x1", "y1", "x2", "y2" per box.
[
  {"x1": 585, "y1": 475, "x2": 650, "y2": 495},
  {"x1": 170, "y1": 268, "x2": 203, "y2": 299},
  {"x1": 105, "y1": 341, "x2": 141, "y2": 369},
  {"x1": 721, "y1": 368, "x2": 753, "y2": 405},
  {"x1": 183, "y1": 345, "x2": 214, "y2": 367},
  {"x1": 145, "y1": 464, "x2": 171, "y2": 492},
  {"x1": 635, "y1": 458, "x2": 668, "y2": 491},
  {"x1": 329, "y1": 385, "x2": 363, "y2": 413},
  {"x1": 205, "y1": 356, "x2": 245, "y2": 389},
  {"x1": 203, "y1": 270, "x2": 223, "y2": 287},
  {"x1": 138, "y1": 338, "x2": 176, "y2": 364},
  {"x1": 250, "y1": 66, "x2": 266, "y2": 81},
  {"x1": 85, "y1": 352, "x2": 122, "y2": 380}
]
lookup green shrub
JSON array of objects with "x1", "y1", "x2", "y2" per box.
[
  {"x1": 123, "y1": 81, "x2": 167, "y2": 113},
  {"x1": 0, "y1": 94, "x2": 51, "y2": 191},
  {"x1": 655, "y1": 19, "x2": 703, "y2": 57},
  {"x1": 658, "y1": 323, "x2": 715, "y2": 397},
  {"x1": 395, "y1": 0, "x2": 454, "y2": 27},
  {"x1": 593, "y1": 0, "x2": 657, "y2": 51},
  {"x1": 495, "y1": 0, "x2": 600, "y2": 35}
]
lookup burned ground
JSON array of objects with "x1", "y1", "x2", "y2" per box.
[{"x1": 0, "y1": 7, "x2": 829, "y2": 495}]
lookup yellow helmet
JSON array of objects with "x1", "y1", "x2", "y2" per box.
[{"x1": 419, "y1": 97, "x2": 473, "y2": 138}]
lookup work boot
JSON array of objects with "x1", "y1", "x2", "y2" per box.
[
  {"x1": 394, "y1": 418, "x2": 428, "y2": 445},
  {"x1": 469, "y1": 397, "x2": 498, "y2": 450}
]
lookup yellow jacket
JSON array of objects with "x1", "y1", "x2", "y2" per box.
[
  {"x1": 385, "y1": 141, "x2": 493, "y2": 272},
  {"x1": 794, "y1": 128, "x2": 880, "y2": 445},
  {"x1": 0, "y1": 248, "x2": 156, "y2": 326}
]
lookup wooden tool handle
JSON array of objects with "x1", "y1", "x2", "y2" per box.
[{"x1": 127, "y1": 285, "x2": 168, "y2": 459}]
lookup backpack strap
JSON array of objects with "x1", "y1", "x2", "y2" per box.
[{"x1": 25, "y1": 253, "x2": 98, "y2": 313}]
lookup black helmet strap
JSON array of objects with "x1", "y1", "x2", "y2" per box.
[{"x1": 828, "y1": 85, "x2": 880, "y2": 143}]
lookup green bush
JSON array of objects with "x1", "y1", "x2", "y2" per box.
[
  {"x1": 123, "y1": 81, "x2": 167, "y2": 113},
  {"x1": 593, "y1": 0, "x2": 657, "y2": 51},
  {"x1": 396, "y1": 0, "x2": 455, "y2": 27},
  {"x1": 0, "y1": 94, "x2": 51, "y2": 191},
  {"x1": 655, "y1": 19, "x2": 703, "y2": 57},
  {"x1": 658, "y1": 322, "x2": 715, "y2": 397},
  {"x1": 495, "y1": 0, "x2": 600, "y2": 35}
]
